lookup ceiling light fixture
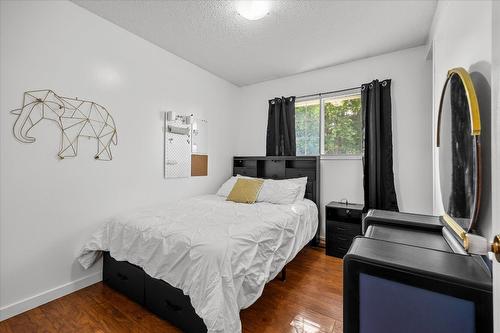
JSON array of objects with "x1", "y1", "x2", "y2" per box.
[{"x1": 236, "y1": 1, "x2": 270, "y2": 21}]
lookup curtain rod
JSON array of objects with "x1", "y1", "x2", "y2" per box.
[{"x1": 296, "y1": 86, "x2": 360, "y2": 100}]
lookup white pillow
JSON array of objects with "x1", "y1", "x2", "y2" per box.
[
  {"x1": 216, "y1": 176, "x2": 238, "y2": 197},
  {"x1": 257, "y1": 179, "x2": 301, "y2": 204},
  {"x1": 288, "y1": 177, "x2": 308, "y2": 201}
]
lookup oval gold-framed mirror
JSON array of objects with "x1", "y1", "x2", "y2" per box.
[{"x1": 436, "y1": 67, "x2": 481, "y2": 235}]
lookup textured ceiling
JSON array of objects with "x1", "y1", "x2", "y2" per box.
[{"x1": 72, "y1": 0, "x2": 437, "y2": 86}]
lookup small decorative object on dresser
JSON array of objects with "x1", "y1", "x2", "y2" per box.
[{"x1": 326, "y1": 201, "x2": 363, "y2": 258}]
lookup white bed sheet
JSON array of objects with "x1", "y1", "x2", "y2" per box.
[{"x1": 78, "y1": 194, "x2": 318, "y2": 333}]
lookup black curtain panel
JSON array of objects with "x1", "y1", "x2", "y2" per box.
[
  {"x1": 266, "y1": 96, "x2": 296, "y2": 156},
  {"x1": 362, "y1": 79, "x2": 399, "y2": 212}
]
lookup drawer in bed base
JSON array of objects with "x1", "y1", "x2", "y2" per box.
[
  {"x1": 102, "y1": 252, "x2": 207, "y2": 333},
  {"x1": 103, "y1": 252, "x2": 145, "y2": 304},
  {"x1": 145, "y1": 275, "x2": 207, "y2": 333}
]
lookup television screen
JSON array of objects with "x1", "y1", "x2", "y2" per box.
[{"x1": 359, "y1": 273, "x2": 475, "y2": 333}]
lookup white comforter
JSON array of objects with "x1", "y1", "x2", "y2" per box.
[{"x1": 78, "y1": 195, "x2": 318, "y2": 333}]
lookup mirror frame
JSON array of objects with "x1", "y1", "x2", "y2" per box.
[{"x1": 436, "y1": 67, "x2": 482, "y2": 247}]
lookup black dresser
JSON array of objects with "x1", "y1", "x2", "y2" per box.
[{"x1": 325, "y1": 201, "x2": 363, "y2": 258}]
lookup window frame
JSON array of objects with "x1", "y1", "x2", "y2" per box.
[{"x1": 296, "y1": 88, "x2": 362, "y2": 159}]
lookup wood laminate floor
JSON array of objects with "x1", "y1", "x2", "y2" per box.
[{"x1": 0, "y1": 247, "x2": 343, "y2": 333}]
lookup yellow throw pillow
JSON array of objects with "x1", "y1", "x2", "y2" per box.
[{"x1": 226, "y1": 178, "x2": 264, "y2": 204}]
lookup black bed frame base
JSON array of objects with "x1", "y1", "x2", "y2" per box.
[
  {"x1": 103, "y1": 252, "x2": 287, "y2": 333},
  {"x1": 103, "y1": 252, "x2": 208, "y2": 333}
]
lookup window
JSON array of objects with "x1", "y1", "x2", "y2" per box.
[
  {"x1": 295, "y1": 91, "x2": 362, "y2": 157},
  {"x1": 295, "y1": 99, "x2": 320, "y2": 156}
]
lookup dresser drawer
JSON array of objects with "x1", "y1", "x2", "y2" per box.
[{"x1": 103, "y1": 252, "x2": 145, "y2": 304}]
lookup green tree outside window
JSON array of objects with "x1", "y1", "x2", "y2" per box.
[
  {"x1": 295, "y1": 101, "x2": 320, "y2": 156},
  {"x1": 296, "y1": 94, "x2": 361, "y2": 156}
]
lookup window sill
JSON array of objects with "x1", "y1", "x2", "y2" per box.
[{"x1": 320, "y1": 155, "x2": 362, "y2": 160}]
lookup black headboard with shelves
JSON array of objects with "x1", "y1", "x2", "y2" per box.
[{"x1": 233, "y1": 156, "x2": 320, "y2": 245}]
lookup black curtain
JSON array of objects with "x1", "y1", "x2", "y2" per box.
[
  {"x1": 362, "y1": 79, "x2": 399, "y2": 212},
  {"x1": 266, "y1": 96, "x2": 296, "y2": 156}
]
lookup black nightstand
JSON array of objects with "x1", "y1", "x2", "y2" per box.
[{"x1": 325, "y1": 201, "x2": 363, "y2": 258}]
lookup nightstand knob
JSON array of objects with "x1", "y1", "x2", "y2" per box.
[{"x1": 346, "y1": 209, "x2": 351, "y2": 215}]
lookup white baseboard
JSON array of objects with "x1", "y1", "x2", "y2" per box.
[{"x1": 0, "y1": 271, "x2": 102, "y2": 321}]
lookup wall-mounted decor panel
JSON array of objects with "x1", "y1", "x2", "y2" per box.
[
  {"x1": 164, "y1": 112, "x2": 191, "y2": 178},
  {"x1": 164, "y1": 112, "x2": 209, "y2": 178}
]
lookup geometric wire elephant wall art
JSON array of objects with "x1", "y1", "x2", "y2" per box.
[{"x1": 10, "y1": 89, "x2": 117, "y2": 160}]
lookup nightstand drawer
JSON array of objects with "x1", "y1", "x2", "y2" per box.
[
  {"x1": 327, "y1": 208, "x2": 362, "y2": 222},
  {"x1": 327, "y1": 220, "x2": 361, "y2": 237},
  {"x1": 329, "y1": 232, "x2": 353, "y2": 249},
  {"x1": 326, "y1": 235, "x2": 352, "y2": 257},
  {"x1": 330, "y1": 233, "x2": 354, "y2": 246},
  {"x1": 326, "y1": 222, "x2": 360, "y2": 258}
]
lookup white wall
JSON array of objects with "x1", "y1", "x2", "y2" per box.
[
  {"x1": 429, "y1": 0, "x2": 493, "y2": 239},
  {"x1": 236, "y1": 46, "x2": 433, "y2": 237},
  {"x1": 0, "y1": 0, "x2": 239, "y2": 319}
]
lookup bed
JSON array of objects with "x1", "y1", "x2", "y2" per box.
[{"x1": 78, "y1": 156, "x2": 320, "y2": 333}]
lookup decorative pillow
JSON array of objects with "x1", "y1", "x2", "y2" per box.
[
  {"x1": 257, "y1": 178, "x2": 301, "y2": 204},
  {"x1": 226, "y1": 178, "x2": 264, "y2": 204}
]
